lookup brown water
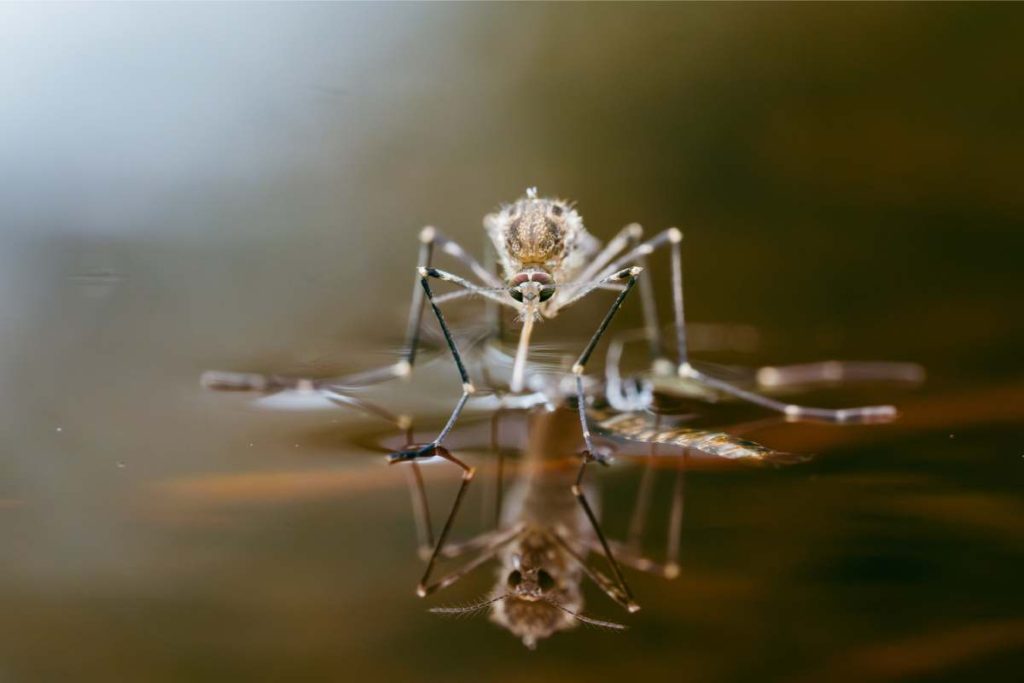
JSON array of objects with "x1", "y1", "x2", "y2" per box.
[{"x1": 2, "y1": 4, "x2": 1022, "y2": 681}]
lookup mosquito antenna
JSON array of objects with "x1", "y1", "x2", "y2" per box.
[
  {"x1": 428, "y1": 593, "x2": 508, "y2": 618},
  {"x1": 543, "y1": 598, "x2": 627, "y2": 631}
]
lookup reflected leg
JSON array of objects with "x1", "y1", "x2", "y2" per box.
[
  {"x1": 603, "y1": 414, "x2": 685, "y2": 580},
  {"x1": 419, "y1": 524, "x2": 525, "y2": 597},
  {"x1": 548, "y1": 530, "x2": 635, "y2": 611},
  {"x1": 626, "y1": 416, "x2": 661, "y2": 551},
  {"x1": 490, "y1": 407, "x2": 509, "y2": 528},
  {"x1": 595, "y1": 458, "x2": 685, "y2": 580},
  {"x1": 403, "y1": 462, "x2": 435, "y2": 561},
  {"x1": 571, "y1": 267, "x2": 643, "y2": 612},
  {"x1": 414, "y1": 448, "x2": 475, "y2": 597}
]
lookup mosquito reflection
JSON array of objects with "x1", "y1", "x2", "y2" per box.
[{"x1": 392, "y1": 406, "x2": 693, "y2": 649}]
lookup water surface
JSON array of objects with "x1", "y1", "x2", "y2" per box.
[{"x1": 1, "y1": 4, "x2": 1022, "y2": 681}]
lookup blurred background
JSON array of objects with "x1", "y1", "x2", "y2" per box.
[{"x1": 1, "y1": 4, "x2": 1021, "y2": 681}]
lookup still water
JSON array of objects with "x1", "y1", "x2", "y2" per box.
[{"x1": 2, "y1": 4, "x2": 1022, "y2": 681}]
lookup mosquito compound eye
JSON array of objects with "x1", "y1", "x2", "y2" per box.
[
  {"x1": 537, "y1": 569, "x2": 555, "y2": 592},
  {"x1": 539, "y1": 286, "x2": 556, "y2": 302},
  {"x1": 508, "y1": 570, "x2": 523, "y2": 588},
  {"x1": 509, "y1": 288, "x2": 524, "y2": 303}
]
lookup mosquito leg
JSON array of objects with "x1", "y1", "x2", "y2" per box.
[
  {"x1": 572, "y1": 267, "x2": 643, "y2": 455},
  {"x1": 569, "y1": 267, "x2": 643, "y2": 612},
  {"x1": 418, "y1": 525, "x2": 524, "y2": 597},
  {"x1": 415, "y1": 449, "x2": 475, "y2": 597},
  {"x1": 199, "y1": 366, "x2": 410, "y2": 394},
  {"x1": 604, "y1": 331, "x2": 657, "y2": 412},
  {"x1": 555, "y1": 226, "x2": 681, "y2": 315},
  {"x1": 417, "y1": 267, "x2": 516, "y2": 309},
  {"x1": 636, "y1": 251, "x2": 664, "y2": 363},
  {"x1": 594, "y1": 283, "x2": 628, "y2": 293},
  {"x1": 754, "y1": 360, "x2": 926, "y2": 389},
  {"x1": 432, "y1": 229, "x2": 504, "y2": 288},
  {"x1": 203, "y1": 229, "x2": 498, "y2": 403},
  {"x1": 680, "y1": 364, "x2": 898, "y2": 423},
  {"x1": 549, "y1": 530, "x2": 634, "y2": 611},
  {"x1": 601, "y1": 228, "x2": 900, "y2": 424},
  {"x1": 574, "y1": 423, "x2": 640, "y2": 611},
  {"x1": 477, "y1": 405, "x2": 508, "y2": 528},
  {"x1": 667, "y1": 228, "x2": 688, "y2": 368},
  {"x1": 205, "y1": 227, "x2": 427, "y2": 427},
  {"x1": 584, "y1": 227, "x2": 685, "y2": 366},
  {"x1": 663, "y1": 455, "x2": 686, "y2": 578},
  {"x1": 665, "y1": 231, "x2": 895, "y2": 421},
  {"x1": 389, "y1": 268, "x2": 503, "y2": 463},
  {"x1": 597, "y1": 450, "x2": 686, "y2": 581},
  {"x1": 321, "y1": 390, "x2": 411, "y2": 430},
  {"x1": 402, "y1": 228, "x2": 500, "y2": 361},
  {"x1": 593, "y1": 226, "x2": 664, "y2": 364},
  {"x1": 588, "y1": 412, "x2": 683, "y2": 580},
  {"x1": 491, "y1": 407, "x2": 506, "y2": 528},
  {"x1": 626, "y1": 415, "x2": 660, "y2": 552},
  {"x1": 571, "y1": 223, "x2": 643, "y2": 288},
  {"x1": 200, "y1": 368, "x2": 414, "y2": 431},
  {"x1": 202, "y1": 228, "x2": 419, "y2": 427},
  {"x1": 403, "y1": 462, "x2": 435, "y2": 560}
]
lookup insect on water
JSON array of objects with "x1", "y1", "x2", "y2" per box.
[{"x1": 202, "y1": 188, "x2": 919, "y2": 643}]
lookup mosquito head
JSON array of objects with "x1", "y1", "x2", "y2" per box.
[
  {"x1": 508, "y1": 270, "x2": 556, "y2": 306},
  {"x1": 431, "y1": 539, "x2": 625, "y2": 648}
]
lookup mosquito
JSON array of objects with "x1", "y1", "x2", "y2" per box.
[{"x1": 202, "y1": 188, "x2": 914, "y2": 623}]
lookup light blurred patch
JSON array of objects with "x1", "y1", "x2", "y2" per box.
[{"x1": 149, "y1": 465, "x2": 398, "y2": 508}]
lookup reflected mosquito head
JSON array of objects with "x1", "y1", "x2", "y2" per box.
[
  {"x1": 491, "y1": 559, "x2": 582, "y2": 648},
  {"x1": 490, "y1": 544, "x2": 629, "y2": 649},
  {"x1": 503, "y1": 552, "x2": 559, "y2": 601},
  {"x1": 428, "y1": 542, "x2": 627, "y2": 648}
]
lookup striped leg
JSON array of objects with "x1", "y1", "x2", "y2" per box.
[
  {"x1": 388, "y1": 267, "x2": 511, "y2": 463},
  {"x1": 570, "y1": 267, "x2": 643, "y2": 613}
]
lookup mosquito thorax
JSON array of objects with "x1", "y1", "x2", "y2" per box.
[
  {"x1": 508, "y1": 270, "x2": 556, "y2": 304},
  {"x1": 485, "y1": 188, "x2": 590, "y2": 290}
]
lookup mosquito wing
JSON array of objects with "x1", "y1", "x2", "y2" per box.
[{"x1": 592, "y1": 411, "x2": 801, "y2": 463}]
